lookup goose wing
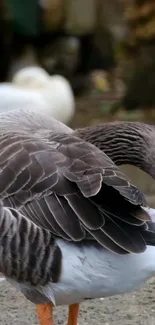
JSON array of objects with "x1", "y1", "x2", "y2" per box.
[{"x1": 0, "y1": 131, "x2": 150, "y2": 254}]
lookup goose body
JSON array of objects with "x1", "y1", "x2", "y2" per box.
[
  {"x1": 5, "y1": 205, "x2": 155, "y2": 307},
  {"x1": 40, "y1": 236, "x2": 155, "y2": 305},
  {"x1": 0, "y1": 67, "x2": 75, "y2": 124},
  {"x1": 7, "y1": 232, "x2": 155, "y2": 307},
  {"x1": 0, "y1": 110, "x2": 155, "y2": 324}
]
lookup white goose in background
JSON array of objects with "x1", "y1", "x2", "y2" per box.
[
  {"x1": 0, "y1": 66, "x2": 75, "y2": 124},
  {"x1": 0, "y1": 111, "x2": 155, "y2": 325}
]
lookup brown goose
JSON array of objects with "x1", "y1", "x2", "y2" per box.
[{"x1": 0, "y1": 110, "x2": 155, "y2": 325}]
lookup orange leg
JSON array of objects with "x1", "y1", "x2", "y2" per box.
[
  {"x1": 67, "y1": 304, "x2": 79, "y2": 325},
  {"x1": 37, "y1": 303, "x2": 54, "y2": 325}
]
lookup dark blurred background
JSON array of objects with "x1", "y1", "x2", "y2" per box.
[{"x1": 1, "y1": 0, "x2": 155, "y2": 126}]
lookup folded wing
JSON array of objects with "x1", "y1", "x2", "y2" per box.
[{"x1": 0, "y1": 131, "x2": 150, "y2": 254}]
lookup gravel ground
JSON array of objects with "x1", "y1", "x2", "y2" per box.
[{"x1": 1, "y1": 277, "x2": 155, "y2": 325}]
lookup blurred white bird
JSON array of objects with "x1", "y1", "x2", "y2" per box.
[{"x1": 0, "y1": 66, "x2": 75, "y2": 124}]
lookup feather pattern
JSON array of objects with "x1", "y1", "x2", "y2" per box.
[
  {"x1": 0, "y1": 202, "x2": 62, "y2": 286},
  {"x1": 0, "y1": 109, "x2": 152, "y2": 287}
]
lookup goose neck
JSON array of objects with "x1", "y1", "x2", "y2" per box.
[{"x1": 75, "y1": 122, "x2": 155, "y2": 178}]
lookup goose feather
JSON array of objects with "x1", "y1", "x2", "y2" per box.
[
  {"x1": 0, "y1": 110, "x2": 149, "y2": 251},
  {"x1": 0, "y1": 109, "x2": 153, "y2": 298}
]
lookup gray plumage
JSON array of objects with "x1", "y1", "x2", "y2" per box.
[
  {"x1": 0, "y1": 109, "x2": 153, "y2": 293},
  {"x1": 75, "y1": 121, "x2": 155, "y2": 178}
]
